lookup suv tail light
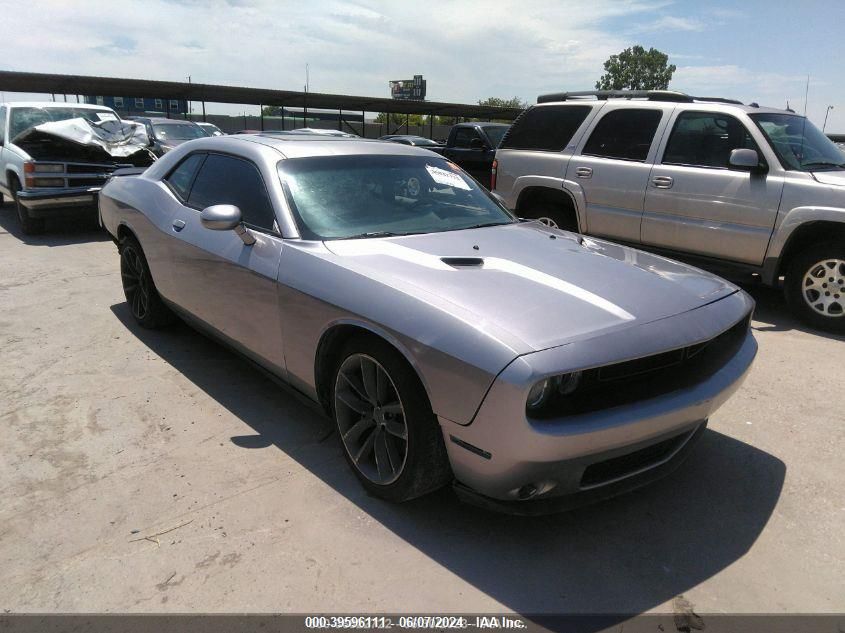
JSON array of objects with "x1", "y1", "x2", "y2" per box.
[{"x1": 491, "y1": 158, "x2": 498, "y2": 191}]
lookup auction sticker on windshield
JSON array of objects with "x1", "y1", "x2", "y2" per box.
[{"x1": 426, "y1": 164, "x2": 470, "y2": 190}]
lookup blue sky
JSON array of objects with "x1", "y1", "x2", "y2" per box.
[{"x1": 1, "y1": 0, "x2": 843, "y2": 131}]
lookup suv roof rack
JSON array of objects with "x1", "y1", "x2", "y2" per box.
[{"x1": 536, "y1": 90, "x2": 744, "y2": 106}]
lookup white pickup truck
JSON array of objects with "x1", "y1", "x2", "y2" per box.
[{"x1": 0, "y1": 102, "x2": 153, "y2": 234}]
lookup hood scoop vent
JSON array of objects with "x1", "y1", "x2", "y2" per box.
[{"x1": 441, "y1": 257, "x2": 484, "y2": 268}]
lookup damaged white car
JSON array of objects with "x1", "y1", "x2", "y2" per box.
[{"x1": 0, "y1": 102, "x2": 156, "y2": 234}]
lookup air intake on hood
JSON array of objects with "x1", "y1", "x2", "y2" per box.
[{"x1": 441, "y1": 257, "x2": 484, "y2": 267}]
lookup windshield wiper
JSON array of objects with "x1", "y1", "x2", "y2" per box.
[
  {"x1": 801, "y1": 161, "x2": 845, "y2": 169},
  {"x1": 336, "y1": 230, "x2": 422, "y2": 240},
  {"x1": 460, "y1": 221, "x2": 512, "y2": 230}
]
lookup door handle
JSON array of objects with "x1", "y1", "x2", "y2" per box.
[
  {"x1": 575, "y1": 166, "x2": 593, "y2": 179},
  {"x1": 172, "y1": 219, "x2": 186, "y2": 232},
  {"x1": 652, "y1": 176, "x2": 674, "y2": 189}
]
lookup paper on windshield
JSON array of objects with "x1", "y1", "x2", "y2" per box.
[{"x1": 426, "y1": 164, "x2": 470, "y2": 190}]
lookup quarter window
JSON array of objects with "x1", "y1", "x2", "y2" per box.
[
  {"x1": 188, "y1": 154, "x2": 277, "y2": 232},
  {"x1": 0, "y1": 106, "x2": 6, "y2": 142},
  {"x1": 582, "y1": 109, "x2": 663, "y2": 161},
  {"x1": 452, "y1": 127, "x2": 480, "y2": 148},
  {"x1": 164, "y1": 153, "x2": 206, "y2": 201},
  {"x1": 500, "y1": 105, "x2": 592, "y2": 151},
  {"x1": 663, "y1": 111, "x2": 759, "y2": 168}
]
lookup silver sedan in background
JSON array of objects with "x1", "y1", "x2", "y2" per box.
[{"x1": 99, "y1": 135, "x2": 757, "y2": 514}]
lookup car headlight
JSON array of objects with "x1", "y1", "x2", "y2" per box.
[{"x1": 526, "y1": 371, "x2": 583, "y2": 412}]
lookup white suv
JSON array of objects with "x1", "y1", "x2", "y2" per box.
[{"x1": 492, "y1": 90, "x2": 845, "y2": 332}]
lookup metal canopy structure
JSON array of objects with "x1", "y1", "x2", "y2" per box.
[{"x1": 0, "y1": 70, "x2": 524, "y2": 120}]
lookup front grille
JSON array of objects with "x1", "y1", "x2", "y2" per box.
[
  {"x1": 531, "y1": 313, "x2": 751, "y2": 419},
  {"x1": 68, "y1": 176, "x2": 108, "y2": 187},
  {"x1": 580, "y1": 430, "x2": 691, "y2": 488}
]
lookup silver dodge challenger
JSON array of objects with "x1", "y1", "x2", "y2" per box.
[{"x1": 99, "y1": 134, "x2": 757, "y2": 514}]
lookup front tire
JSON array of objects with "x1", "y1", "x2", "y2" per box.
[
  {"x1": 784, "y1": 242, "x2": 845, "y2": 333},
  {"x1": 119, "y1": 235, "x2": 176, "y2": 329},
  {"x1": 331, "y1": 336, "x2": 451, "y2": 502},
  {"x1": 11, "y1": 177, "x2": 45, "y2": 235}
]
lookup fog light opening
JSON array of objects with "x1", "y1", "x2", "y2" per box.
[{"x1": 518, "y1": 484, "x2": 538, "y2": 500}]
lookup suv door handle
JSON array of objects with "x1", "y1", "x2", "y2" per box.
[
  {"x1": 172, "y1": 219, "x2": 186, "y2": 232},
  {"x1": 652, "y1": 176, "x2": 673, "y2": 189},
  {"x1": 575, "y1": 167, "x2": 593, "y2": 179}
]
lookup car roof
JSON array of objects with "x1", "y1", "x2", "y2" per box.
[
  {"x1": 233, "y1": 134, "x2": 444, "y2": 159},
  {"x1": 532, "y1": 99, "x2": 793, "y2": 116},
  {"x1": 2, "y1": 101, "x2": 115, "y2": 110}
]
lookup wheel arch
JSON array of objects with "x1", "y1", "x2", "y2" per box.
[
  {"x1": 776, "y1": 220, "x2": 845, "y2": 280},
  {"x1": 514, "y1": 182, "x2": 581, "y2": 229},
  {"x1": 313, "y1": 320, "x2": 434, "y2": 416}
]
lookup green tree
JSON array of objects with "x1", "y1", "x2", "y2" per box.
[
  {"x1": 477, "y1": 96, "x2": 528, "y2": 109},
  {"x1": 595, "y1": 45, "x2": 676, "y2": 90}
]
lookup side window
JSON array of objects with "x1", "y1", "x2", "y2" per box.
[
  {"x1": 164, "y1": 153, "x2": 206, "y2": 201},
  {"x1": 452, "y1": 127, "x2": 479, "y2": 148},
  {"x1": 582, "y1": 109, "x2": 663, "y2": 161},
  {"x1": 188, "y1": 154, "x2": 277, "y2": 232},
  {"x1": 663, "y1": 111, "x2": 760, "y2": 168},
  {"x1": 500, "y1": 105, "x2": 592, "y2": 151},
  {"x1": 0, "y1": 106, "x2": 6, "y2": 143}
]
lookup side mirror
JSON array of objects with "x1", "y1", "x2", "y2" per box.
[
  {"x1": 729, "y1": 148, "x2": 765, "y2": 173},
  {"x1": 470, "y1": 137, "x2": 485, "y2": 151},
  {"x1": 201, "y1": 204, "x2": 241, "y2": 230},
  {"x1": 200, "y1": 204, "x2": 255, "y2": 244}
]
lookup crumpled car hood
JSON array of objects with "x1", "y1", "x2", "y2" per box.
[
  {"x1": 324, "y1": 222, "x2": 738, "y2": 352},
  {"x1": 811, "y1": 170, "x2": 845, "y2": 187},
  {"x1": 13, "y1": 117, "x2": 155, "y2": 166}
]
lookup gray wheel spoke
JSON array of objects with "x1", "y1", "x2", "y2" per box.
[
  {"x1": 374, "y1": 429, "x2": 392, "y2": 479},
  {"x1": 336, "y1": 389, "x2": 370, "y2": 415},
  {"x1": 381, "y1": 402, "x2": 403, "y2": 415},
  {"x1": 384, "y1": 419, "x2": 407, "y2": 441},
  {"x1": 343, "y1": 416, "x2": 375, "y2": 444},
  {"x1": 384, "y1": 433, "x2": 401, "y2": 471},
  {"x1": 360, "y1": 357, "x2": 379, "y2": 402},
  {"x1": 339, "y1": 370, "x2": 370, "y2": 404},
  {"x1": 353, "y1": 428, "x2": 377, "y2": 464}
]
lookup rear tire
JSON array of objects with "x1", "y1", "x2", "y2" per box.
[
  {"x1": 119, "y1": 234, "x2": 176, "y2": 329},
  {"x1": 11, "y1": 177, "x2": 45, "y2": 235},
  {"x1": 521, "y1": 201, "x2": 578, "y2": 232},
  {"x1": 331, "y1": 335, "x2": 451, "y2": 502},
  {"x1": 784, "y1": 242, "x2": 845, "y2": 333}
]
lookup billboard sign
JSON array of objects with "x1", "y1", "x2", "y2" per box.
[{"x1": 390, "y1": 75, "x2": 426, "y2": 101}]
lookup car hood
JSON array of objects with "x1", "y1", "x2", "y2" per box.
[
  {"x1": 323, "y1": 222, "x2": 738, "y2": 352},
  {"x1": 811, "y1": 170, "x2": 845, "y2": 187}
]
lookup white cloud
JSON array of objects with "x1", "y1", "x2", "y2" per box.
[{"x1": 634, "y1": 15, "x2": 705, "y2": 32}]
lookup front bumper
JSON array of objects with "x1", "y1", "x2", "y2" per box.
[
  {"x1": 16, "y1": 187, "x2": 101, "y2": 215},
  {"x1": 441, "y1": 303, "x2": 757, "y2": 511}
]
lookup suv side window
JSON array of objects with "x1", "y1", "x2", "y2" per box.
[
  {"x1": 453, "y1": 127, "x2": 479, "y2": 148},
  {"x1": 0, "y1": 106, "x2": 6, "y2": 143},
  {"x1": 500, "y1": 105, "x2": 592, "y2": 151},
  {"x1": 582, "y1": 109, "x2": 663, "y2": 161},
  {"x1": 663, "y1": 111, "x2": 760, "y2": 169},
  {"x1": 164, "y1": 153, "x2": 206, "y2": 201},
  {"x1": 188, "y1": 154, "x2": 277, "y2": 232}
]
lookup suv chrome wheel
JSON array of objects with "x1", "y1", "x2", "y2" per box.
[
  {"x1": 334, "y1": 353, "x2": 408, "y2": 485},
  {"x1": 801, "y1": 258, "x2": 845, "y2": 318},
  {"x1": 536, "y1": 217, "x2": 559, "y2": 228}
]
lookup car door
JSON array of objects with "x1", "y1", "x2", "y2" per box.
[
  {"x1": 642, "y1": 109, "x2": 785, "y2": 265},
  {"x1": 0, "y1": 106, "x2": 8, "y2": 194},
  {"x1": 447, "y1": 127, "x2": 490, "y2": 183},
  {"x1": 164, "y1": 152, "x2": 286, "y2": 373},
  {"x1": 566, "y1": 105, "x2": 669, "y2": 243}
]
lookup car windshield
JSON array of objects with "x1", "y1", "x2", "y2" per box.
[
  {"x1": 482, "y1": 126, "x2": 509, "y2": 148},
  {"x1": 9, "y1": 106, "x2": 118, "y2": 139},
  {"x1": 750, "y1": 113, "x2": 845, "y2": 170},
  {"x1": 152, "y1": 122, "x2": 207, "y2": 141},
  {"x1": 278, "y1": 154, "x2": 515, "y2": 240}
]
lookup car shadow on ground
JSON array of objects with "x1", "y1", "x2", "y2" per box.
[
  {"x1": 738, "y1": 281, "x2": 845, "y2": 342},
  {"x1": 0, "y1": 201, "x2": 110, "y2": 246},
  {"x1": 111, "y1": 303, "x2": 786, "y2": 623}
]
